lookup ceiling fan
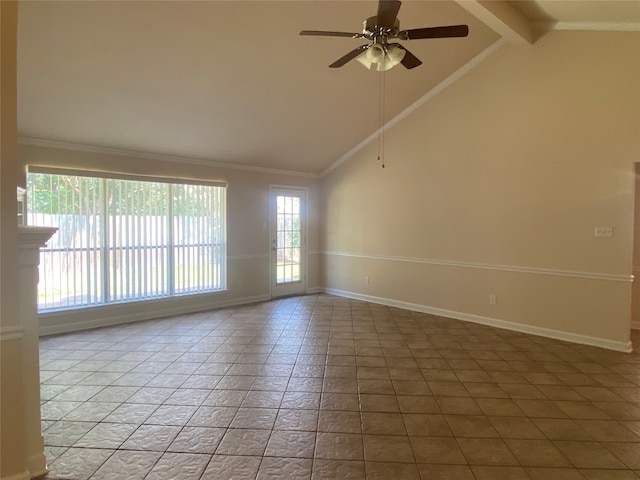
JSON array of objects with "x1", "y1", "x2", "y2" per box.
[{"x1": 300, "y1": 0, "x2": 469, "y2": 71}]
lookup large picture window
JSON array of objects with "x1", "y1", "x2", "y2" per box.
[{"x1": 27, "y1": 170, "x2": 226, "y2": 311}]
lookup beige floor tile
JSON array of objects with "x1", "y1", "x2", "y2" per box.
[
  {"x1": 287, "y1": 377, "x2": 323, "y2": 393},
  {"x1": 314, "y1": 432, "x2": 364, "y2": 461},
  {"x1": 362, "y1": 434, "x2": 414, "y2": 463},
  {"x1": 265, "y1": 430, "x2": 316, "y2": 458},
  {"x1": 444, "y1": 414, "x2": 500, "y2": 438},
  {"x1": 576, "y1": 419, "x2": 640, "y2": 442},
  {"x1": 592, "y1": 402, "x2": 640, "y2": 421},
  {"x1": 417, "y1": 463, "x2": 475, "y2": 479},
  {"x1": 532, "y1": 418, "x2": 594, "y2": 441},
  {"x1": 186, "y1": 405, "x2": 237, "y2": 428},
  {"x1": 457, "y1": 438, "x2": 519, "y2": 466},
  {"x1": 121, "y1": 424, "x2": 182, "y2": 451},
  {"x1": 90, "y1": 450, "x2": 161, "y2": 480},
  {"x1": 323, "y1": 378, "x2": 359, "y2": 394},
  {"x1": 554, "y1": 441, "x2": 627, "y2": 469},
  {"x1": 144, "y1": 452, "x2": 210, "y2": 480},
  {"x1": 397, "y1": 395, "x2": 440, "y2": 414},
  {"x1": 73, "y1": 422, "x2": 136, "y2": 448},
  {"x1": 359, "y1": 393, "x2": 400, "y2": 412},
  {"x1": 274, "y1": 408, "x2": 318, "y2": 431},
  {"x1": 428, "y1": 381, "x2": 470, "y2": 397},
  {"x1": 167, "y1": 426, "x2": 225, "y2": 454},
  {"x1": 409, "y1": 436, "x2": 466, "y2": 464},
  {"x1": 505, "y1": 438, "x2": 572, "y2": 467},
  {"x1": 215, "y1": 428, "x2": 271, "y2": 456},
  {"x1": 201, "y1": 454, "x2": 262, "y2": 480},
  {"x1": 403, "y1": 413, "x2": 452, "y2": 437},
  {"x1": 606, "y1": 442, "x2": 640, "y2": 469},
  {"x1": 241, "y1": 390, "x2": 284, "y2": 408},
  {"x1": 203, "y1": 389, "x2": 247, "y2": 407},
  {"x1": 360, "y1": 412, "x2": 406, "y2": 435},
  {"x1": 357, "y1": 379, "x2": 395, "y2": 395},
  {"x1": 471, "y1": 466, "x2": 531, "y2": 480},
  {"x1": 525, "y1": 467, "x2": 587, "y2": 479},
  {"x1": 515, "y1": 399, "x2": 569, "y2": 418},
  {"x1": 463, "y1": 382, "x2": 509, "y2": 398},
  {"x1": 37, "y1": 296, "x2": 640, "y2": 480},
  {"x1": 229, "y1": 407, "x2": 278, "y2": 429},
  {"x1": 436, "y1": 396, "x2": 482, "y2": 415},
  {"x1": 555, "y1": 401, "x2": 613, "y2": 420},
  {"x1": 318, "y1": 410, "x2": 362, "y2": 433},
  {"x1": 365, "y1": 461, "x2": 420, "y2": 479},
  {"x1": 281, "y1": 391, "x2": 321, "y2": 409},
  {"x1": 488, "y1": 416, "x2": 546, "y2": 439},
  {"x1": 47, "y1": 447, "x2": 115, "y2": 480},
  {"x1": 320, "y1": 392, "x2": 360, "y2": 411},
  {"x1": 257, "y1": 457, "x2": 313, "y2": 479},
  {"x1": 310, "y1": 459, "x2": 366, "y2": 479},
  {"x1": 579, "y1": 469, "x2": 640, "y2": 479}
]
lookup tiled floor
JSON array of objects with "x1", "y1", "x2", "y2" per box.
[{"x1": 39, "y1": 294, "x2": 640, "y2": 479}]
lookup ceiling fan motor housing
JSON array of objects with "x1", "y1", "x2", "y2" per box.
[{"x1": 363, "y1": 16, "x2": 400, "y2": 40}]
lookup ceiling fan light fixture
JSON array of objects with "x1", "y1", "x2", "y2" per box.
[
  {"x1": 386, "y1": 43, "x2": 406, "y2": 66},
  {"x1": 366, "y1": 43, "x2": 386, "y2": 64},
  {"x1": 376, "y1": 57, "x2": 394, "y2": 71},
  {"x1": 356, "y1": 52, "x2": 375, "y2": 70},
  {"x1": 357, "y1": 42, "x2": 404, "y2": 71}
]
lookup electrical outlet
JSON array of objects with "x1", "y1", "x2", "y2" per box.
[
  {"x1": 364, "y1": 276, "x2": 370, "y2": 285},
  {"x1": 594, "y1": 226, "x2": 613, "y2": 237},
  {"x1": 489, "y1": 294, "x2": 497, "y2": 305}
]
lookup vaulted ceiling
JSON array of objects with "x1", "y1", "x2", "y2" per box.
[{"x1": 17, "y1": 1, "x2": 640, "y2": 175}]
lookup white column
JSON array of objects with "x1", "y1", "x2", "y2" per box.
[{"x1": 18, "y1": 226, "x2": 56, "y2": 479}]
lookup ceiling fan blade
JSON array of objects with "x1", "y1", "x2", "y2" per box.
[
  {"x1": 399, "y1": 25, "x2": 469, "y2": 40},
  {"x1": 329, "y1": 44, "x2": 369, "y2": 68},
  {"x1": 396, "y1": 45, "x2": 422, "y2": 69},
  {"x1": 376, "y1": 0, "x2": 401, "y2": 29},
  {"x1": 300, "y1": 30, "x2": 362, "y2": 38}
]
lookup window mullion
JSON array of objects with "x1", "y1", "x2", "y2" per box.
[
  {"x1": 101, "y1": 178, "x2": 110, "y2": 303},
  {"x1": 168, "y1": 184, "x2": 175, "y2": 296}
]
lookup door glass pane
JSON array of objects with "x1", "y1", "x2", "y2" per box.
[{"x1": 276, "y1": 194, "x2": 301, "y2": 284}]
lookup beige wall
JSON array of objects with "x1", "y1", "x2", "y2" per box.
[
  {"x1": 320, "y1": 30, "x2": 640, "y2": 350},
  {"x1": 21, "y1": 145, "x2": 321, "y2": 333}
]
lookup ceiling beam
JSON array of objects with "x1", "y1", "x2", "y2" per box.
[{"x1": 453, "y1": 0, "x2": 535, "y2": 44}]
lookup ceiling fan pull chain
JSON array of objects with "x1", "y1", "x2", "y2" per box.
[{"x1": 378, "y1": 69, "x2": 386, "y2": 168}]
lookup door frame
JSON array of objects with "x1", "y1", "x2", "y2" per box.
[{"x1": 269, "y1": 185, "x2": 308, "y2": 298}]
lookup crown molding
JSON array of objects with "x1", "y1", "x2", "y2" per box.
[
  {"x1": 18, "y1": 137, "x2": 319, "y2": 179},
  {"x1": 543, "y1": 21, "x2": 640, "y2": 32},
  {"x1": 320, "y1": 38, "x2": 508, "y2": 177}
]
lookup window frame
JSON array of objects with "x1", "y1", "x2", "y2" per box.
[{"x1": 27, "y1": 167, "x2": 227, "y2": 312}]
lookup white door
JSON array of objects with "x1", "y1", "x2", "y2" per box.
[{"x1": 270, "y1": 187, "x2": 306, "y2": 298}]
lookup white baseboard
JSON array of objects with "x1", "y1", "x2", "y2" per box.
[
  {"x1": 323, "y1": 288, "x2": 633, "y2": 353},
  {"x1": 632, "y1": 321, "x2": 640, "y2": 331},
  {"x1": 39, "y1": 294, "x2": 270, "y2": 336}
]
